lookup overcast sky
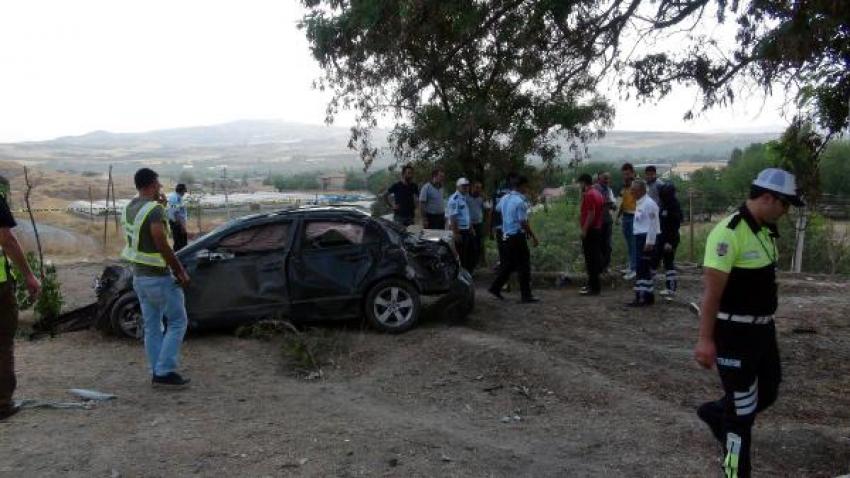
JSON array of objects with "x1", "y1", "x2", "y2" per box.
[{"x1": 0, "y1": 0, "x2": 791, "y2": 143}]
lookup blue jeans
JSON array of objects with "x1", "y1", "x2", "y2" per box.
[
  {"x1": 133, "y1": 275, "x2": 188, "y2": 377},
  {"x1": 621, "y1": 214, "x2": 637, "y2": 272}
]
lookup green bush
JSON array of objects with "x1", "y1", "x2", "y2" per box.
[{"x1": 13, "y1": 252, "x2": 63, "y2": 323}]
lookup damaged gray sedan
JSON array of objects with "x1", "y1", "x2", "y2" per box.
[{"x1": 93, "y1": 206, "x2": 474, "y2": 338}]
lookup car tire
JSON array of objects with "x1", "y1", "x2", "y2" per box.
[
  {"x1": 110, "y1": 292, "x2": 144, "y2": 340},
  {"x1": 364, "y1": 279, "x2": 421, "y2": 333}
]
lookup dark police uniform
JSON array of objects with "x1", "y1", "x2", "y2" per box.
[
  {"x1": 0, "y1": 184, "x2": 19, "y2": 415},
  {"x1": 698, "y1": 204, "x2": 782, "y2": 478}
]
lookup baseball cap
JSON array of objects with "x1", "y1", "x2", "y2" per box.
[
  {"x1": 752, "y1": 168, "x2": 804, "y2": 207},
  {"x1": 456, "y1": 177, "x2": 470, "y2": 187}
]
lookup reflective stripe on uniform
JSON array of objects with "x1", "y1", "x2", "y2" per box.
[
  {"x1": 0, "y1": 250, "x2": 6, "y2": 283},
  {"x1": 724, "y1": 432, "x2": 742, "y2": 478},
  {"x1": 716, "y1": 312, "x2": 774, "y2": 324},
  {"x1": 121, "y1": 201, "x2": 167, "y2": 268}
]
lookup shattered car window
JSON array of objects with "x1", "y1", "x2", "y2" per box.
[
  {"x1": 304, "y1": 222, "x2": 365, "y2": 248},
  {"x1": 218, "y1": 223, "x2": 289, "y2": 253}
]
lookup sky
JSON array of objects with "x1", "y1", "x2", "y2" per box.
[{"x1": 0, "y1": 1, "x2": 790, "y2": 143}]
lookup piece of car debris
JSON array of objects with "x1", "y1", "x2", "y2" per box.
[
  {"x1": 791, "y1": 327, "x2": 818, "y2": 334},
  {"x1": 68, "y1": 389, "x2": 117, "y2": 401}
]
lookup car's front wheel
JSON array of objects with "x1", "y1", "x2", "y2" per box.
[
  {"x1": 364, "y1": 279, "x2": 420, "y2": 333},
  {"x1": 110, "y1": 292, "x2": 143, "y2": 340}
]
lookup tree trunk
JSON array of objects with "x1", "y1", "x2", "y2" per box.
[
  {"x1": 23, "y1": 167, "x2": 45, "y2": 278},
  {"x1": 791, "y1": 207, "x2": 808, "y2": 273}
]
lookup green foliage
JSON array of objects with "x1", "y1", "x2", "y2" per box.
[
  {"x1": 343, "y1": 170, "x2": 368, "y2": 190},
  {"x1": 299, "y1": 0, "x2": 618, "y2": 181},
  {"x1": 269, "y1": 172, "x2": 321, "y2": 191},
  {"x1": 13, "y1": 252, "x2": 63, "y2": 322},
  {"x1": 819, "y1": 141, "x2": 850, "y2": 196},
  {"x1": 628, "y1": 1, "x2": 850, "y2": 135}
]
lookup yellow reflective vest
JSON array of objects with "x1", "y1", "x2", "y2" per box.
[{"x1": 121, "y1": 201, "x2": 167, "y2": 268}]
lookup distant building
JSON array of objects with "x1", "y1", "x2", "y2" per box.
[{"x1": 320, "y1": 173, "x2": 346, "y2": 191}]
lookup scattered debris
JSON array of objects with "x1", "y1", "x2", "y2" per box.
[
  {"x1": 388, "y1": 458, "x2": 399, "y2": 467},
  {"x1": 482, "y1": 384, "x2": 503, "y2": 393},
  {"x1": 440, "y1": 454, "x2": 452, "y2": 462},
  {"x1": 791, "y1": 327, "x2": 818, "y2": 335},
  {"x1": 14, "y1": 399, "x2": 92, "y2": 410},
  {"x1": 68, "y1": 389, "x2": 116, "y2": 401}
]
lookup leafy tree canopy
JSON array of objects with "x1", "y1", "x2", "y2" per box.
[{"x1": 300, "y1": 1, "x2": 849, "y2": 180}]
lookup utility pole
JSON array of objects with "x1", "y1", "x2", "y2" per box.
[
  {"x1": 222, "y1": 166, "x2": 231, "y2": 219},
  {"x1": 688, "y1": 188, "x2": 695, "y2": 263}
]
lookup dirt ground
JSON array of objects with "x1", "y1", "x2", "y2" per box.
[{"x1": 2, "y1": 263, "x2": 849, "y2": 477}]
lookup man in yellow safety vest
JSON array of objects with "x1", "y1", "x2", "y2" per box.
[{"x1": 122, "y1": 168, "x2": 191, "y2": 388}]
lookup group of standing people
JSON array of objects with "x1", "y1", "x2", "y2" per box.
[
  {"x1": 579, "y1": 163, "x2": 682, "y2": 306},
  {"x1": 384, "y1": 166, "x2": 487, "y2": 273}
]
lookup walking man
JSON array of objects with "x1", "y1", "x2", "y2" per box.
[
  {"x1": 578, "y1": 174, "x2": 604, "y2": 295},
  {"x1": 628, "y1": 179, "x2": 660, "y2": 307},
  {"x1": 657, "y1": 183, "x2": 682, "y2": 297},
  {"x1": 167, "y1": 183, "x2": 189, "y2": 251},
  {"x1": 446, "y1": 178, "x2": 475, "y2": 272},
  {"x1": 123, "y1": 168, "x2": 192, "y2": 388},
  {"x1": 384, "y1": 165, "x2": 419, "y2": 227},
  {"x1": 488, "y1": 176, "x2": 539, "y2": 303},
  {"x1": 594, "y1": 172, "x2": 617, "y2": 273},
  {"x1": 695, "y1": 168, "x2": 803, "y2": 478},
  {"x1": 419, "y1": 168, "x2": 445, "y2": 229},
  {"x1": 489, "y1": 173, "x2": 517, "y2": 275},
  {"x1": 617, "y1": 163, "x2": 638, "y2": 280},
  {"x1": 0, "y1": 175, "x2": 41, "y2": 420},
  {"x1": 467, "y1": 181, "x2": 486, "y2": 271}
]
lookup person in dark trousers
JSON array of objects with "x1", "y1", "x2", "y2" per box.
[
  {"x1": 446, "y1": 178, "x2": 475, "y2": 272},
  {"x1": 384, "y1": 165, "x2": 419, "y2": 227},
  {"x1": 467, "y1": 181, "x2": 485, "y2": 272},
  {"x1": 694, "y1": 168, "x2": 803, "y2": 478},
  {"x1": 579, "y1": 174, "x2": 605, "y2": 296},
  {"x1": 488, "y1": 175, "x2": 539, "y2": 303},
  {"x1": 489, "y1": 173, "x2": 517, "y2": 275},
  {"x1": 419, "y1": 168, "x2": 445, "y2": 229},
  {"x1": 628, "y1": 179, "x2": 660, "y2": 307},
  {"x1": 593, "y1": 171, "x2": 616, "y2": 273},
  {"x1": 656, "y1": 183, "x2": 682, "y2": 297},
  {"x1": 166, "y1": 183, "x2": 189, "y2": 251},
  {"x1": 0, "y1": 175, "x2": 42, "y2": 421}
]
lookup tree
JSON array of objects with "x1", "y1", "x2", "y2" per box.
[
  {"x1": 299, "y1": 1, "x2": 630, "y2": 180},
  {"x1": 627, "y1": 1, "x2": 849, "y2": 136},
  {"x1": 177, "y1": 170, "x2": 196, "y2": 186}
]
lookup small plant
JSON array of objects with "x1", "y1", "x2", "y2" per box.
[{"x1": 14, "y1": 252, "x2": 64, "y2": 328}]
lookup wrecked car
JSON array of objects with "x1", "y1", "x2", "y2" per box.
[{"x1": 93, "y1": 206, "x2": 474, "y2": 338}]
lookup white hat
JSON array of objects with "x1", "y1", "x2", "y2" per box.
[
  {"x1": 752, "y1": 168, "x2": 804, "y2": 207},
  {"x1": 456, "y1": 177, "x2": 470, "y2": 187}
]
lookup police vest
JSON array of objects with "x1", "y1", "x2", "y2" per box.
[
  {"x1": 121, "y1": 201, "x2": 167, "y2": 268},
  {"x1": 705, "y1": 206, "x2": 779, "y2": 316},
  {"x1": 0, "y1": 248, "x2": 7, "y2": 283}
]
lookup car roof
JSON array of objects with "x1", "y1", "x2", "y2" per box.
[{"x1": 234, "y1": 205, "x2": 371, "y2": 225}]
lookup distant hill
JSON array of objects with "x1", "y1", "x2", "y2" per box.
[{"x1": 0, "y1": 120, "x2": 781, "y2": 178}]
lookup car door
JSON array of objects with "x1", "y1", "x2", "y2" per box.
[
  {"x1": 183, "y1": 221, "x2": 292, "y2": 327},
  {"x1": 288, "y1": 218, "x2": 382, "y2": 319}
]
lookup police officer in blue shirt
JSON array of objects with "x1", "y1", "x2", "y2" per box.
[
  {"x1": 446, "y1": 178, "x2": 475, "y2": 271},
  {"x1": 487, "y1": 175, "x2": 539, "y2": 303}
]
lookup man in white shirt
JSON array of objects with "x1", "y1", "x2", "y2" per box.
[{"x1": 629, "y1": 179, "x2": 660, "y2": 307}]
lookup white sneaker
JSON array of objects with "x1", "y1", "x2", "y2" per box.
[
  {"x1": 623, "y1": 271, "x2": 636, "y2": 280},
  {"x1": 659, "y1": 289, "x2": 673, "y2": 297}
]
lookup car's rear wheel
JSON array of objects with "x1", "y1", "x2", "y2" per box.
[
  {"x1": 110, "y1": 292, "x2": 143, "y2": 340},
  {"x1": 364, "y1": 279, "x2": 420, "y2": 333}
]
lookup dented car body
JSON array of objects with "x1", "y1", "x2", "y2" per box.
[{"x1": 94, "y1": 206, "x2": 474, "y2": 338}]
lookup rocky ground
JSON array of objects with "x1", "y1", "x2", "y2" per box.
[{"x1": 1, "y1": 263, "x2": 849, "y2": 477}]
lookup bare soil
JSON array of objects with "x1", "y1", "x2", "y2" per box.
[{"x1": 2, "y1": 263, "x2": 849, "y2": 477}]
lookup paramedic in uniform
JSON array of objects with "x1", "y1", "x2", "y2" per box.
[{"x1": 694, "y1": 168, "x2": 804, "y2": 478}]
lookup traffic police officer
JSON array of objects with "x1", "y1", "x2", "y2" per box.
[
  {"x1": 694, "y1": 168, "x2": 803, "y2": 478},
  {"x1": 0, "y1": 175, "x2": 41, "y2": 420},
  {"x1": 487, "y1": 175, "x2": 539, "y2": 303},
  {"x1": 446, "y1": 177, "x2": 475, "y2": 272}
]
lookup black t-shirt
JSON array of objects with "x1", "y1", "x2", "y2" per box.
[
  {"x1": 0, "y1": 195, "x2": 16, "y2": 229},
  {"x1": 388, "y1": 181, "x2": 419, "y2": 217}
]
